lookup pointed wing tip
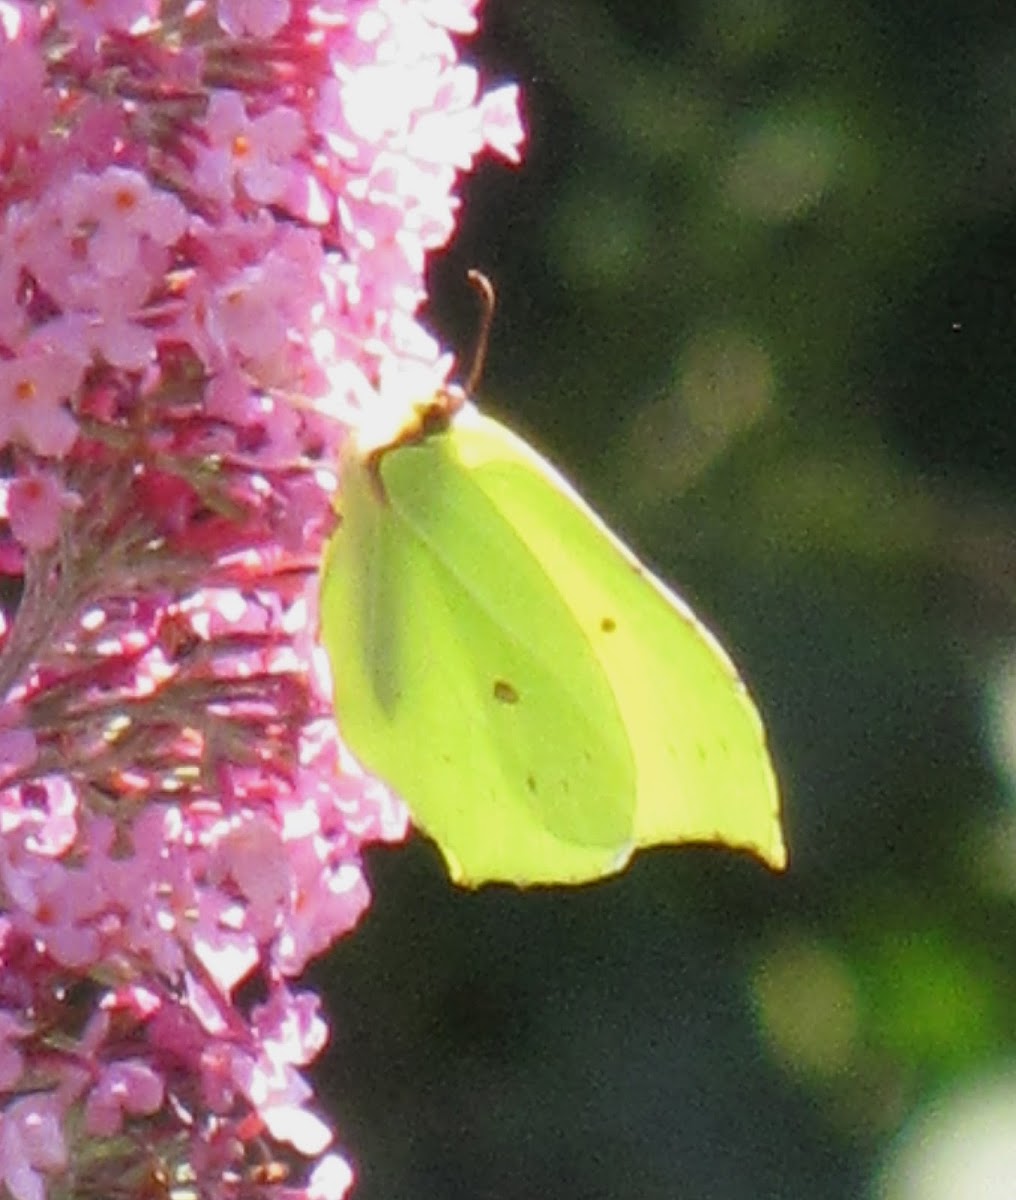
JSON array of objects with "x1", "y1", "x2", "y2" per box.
[{"x1": 760, "y1": 836, "x2": 789, "y2": 872}]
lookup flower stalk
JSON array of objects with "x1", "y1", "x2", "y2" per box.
[{"x1": 0, "y1": 3, "x2": 523, "y2": 1197}]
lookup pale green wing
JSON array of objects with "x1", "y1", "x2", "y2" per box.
[
  {"x1": 450, "y1": 406, "x2": 786, "y2": 872},
  {"x1": 320, "y1": 421, "x2": 638, "y2": 887}
]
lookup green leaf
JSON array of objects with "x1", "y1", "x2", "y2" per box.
[{"x1": 320, "y1": 397, "x2": 786, "y2": 887}]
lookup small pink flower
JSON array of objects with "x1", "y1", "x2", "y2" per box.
[
  {"x1": 6, "y1": 472, "x2": 81, "y2": 551},
  {"x1": 195, "y1": 92, "x2": 307, "y2": 205},
  {"x1": 0, "y1": 350, "x2": 82, "y2": 457},
  {"x1": 217, "y1": 0, "x2": 293, "y2": 39},
  {"x1": 0, "y1": 27, "x2": 53, "y2": 148},
  {"x1": 231, "y1": 1044, "x2": 331, "y2": 1155},
  {"x1": 479, "y1": 83, "x2": 526, "y2": 163},
  {"x1": 252, "y1": 987, "x2": 328, "y2": 1068},
  {"x1": 216, "y1": 814, "x2": 292, "y2": 938},
  {"x1": 54, "y1": 0, "x2": 160, "y2": 41},
  {"x1": 84, "y1": 1060, "x2": 164, "y2": 1136},
  {"x1": 0, "y1": 1095, "x2": 67, "y2": 1200},
  {"x1": 60, "y1": 166, "x2": 187, "y2": 279},
  {"x1": 305, "y1": 1152, "x2": 355, "y2": 1200}
]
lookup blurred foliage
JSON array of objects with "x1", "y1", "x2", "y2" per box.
[{"x1": 316, "y1": 1, "x2": 1016, "y2": 1197}]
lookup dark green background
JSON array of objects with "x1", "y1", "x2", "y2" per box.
[{"x1": 316, "y1": 2, "x2": 1016, "y2": 1196}]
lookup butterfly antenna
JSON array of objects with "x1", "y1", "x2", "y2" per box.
[{"x1": 465, "y1": 269, "x2": 496, "y2": 394}]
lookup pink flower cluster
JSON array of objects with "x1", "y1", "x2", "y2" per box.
[{"x1": 0, "y1": 3, "x2": 522, "y2": 1199}]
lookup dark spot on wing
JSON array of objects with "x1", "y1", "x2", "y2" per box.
[
  {"x1": 600, "y1": 615, "x2": 617, "y2": 633},
  {"x1": 493, "y1": 679, "x2": 519, "y2": 704},
  {"x1": 526, "y1": 773, "x2": 537, "y2": 793}
]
